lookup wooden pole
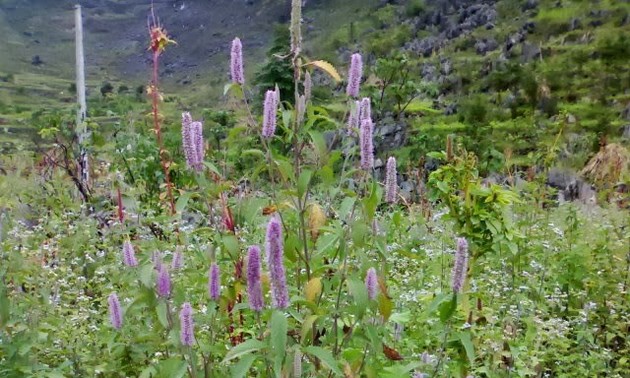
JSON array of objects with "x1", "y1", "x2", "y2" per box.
[{"x1": 75, "y1": 4, "x2": 89, "y2": 186}]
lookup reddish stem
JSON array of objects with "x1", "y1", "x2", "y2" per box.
[{"x1": 151, "y1": 51, "x2": 176, "y2": 215}]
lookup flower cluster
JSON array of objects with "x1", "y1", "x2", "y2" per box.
[{"x1": 181, "y1": 112, "x2": 205, "y2": 171}]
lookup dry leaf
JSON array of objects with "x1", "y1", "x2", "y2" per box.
[
  {"x1": 305, "y1": 277, "x2": 322, "y2": 302},
  {"x1": 304, "y1": 60, "x2": 342, "y2": 82},
  {"x1": 308, "y1": 203, "x2": 326, "y2": 240},
  {"x1": 382, "y1": 344, "x2": 404, "y2": 360}
]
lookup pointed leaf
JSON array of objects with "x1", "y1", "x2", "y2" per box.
[{"x1": 304, "y1": 60, "x2": 342, "y2": 82}]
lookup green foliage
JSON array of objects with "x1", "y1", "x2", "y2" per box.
[{"x1": 253, "y1": 25, "x2": 294, "y2": 104}]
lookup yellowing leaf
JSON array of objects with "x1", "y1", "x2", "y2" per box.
[
  {"x1": 378, "y1": 294, "x2": 394, "y2": 321},
  {"x1": 308, "y1": 203, "x2": 326, "y2": 240},
  {"x1": 304, "y1": 60, "x2": 341, "y2": 82},
  {"x1": 305, "y1": 277, "x2": 322, "y2": 302}
]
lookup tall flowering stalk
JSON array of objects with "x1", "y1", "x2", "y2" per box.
[
  {"x1": 359, "y1": 118, "x2": 374, "y2": 170},
  {"x1": 148, "y1": 15, "x2": 176, "y2": 214},
  {"x1": 247, "y1": 245, "x2": 264, "y2": 311},
  {"x1": 346, "y1": 53, "x2": 363, "y2": 98},
  {"x1": 262, "y1": 90, "x2": 278, "y2": 138},
  {"x1": 181, "y1": 113, "x2": 205, "y2": 171},
  {"x1": 230, "y1": 37, "x2": 244, "y2": 85},
  {"x1": 451, "y1": 237, "x2": 469, "y2": 294},
  {"x1": 385, "y1": 156, "x2": 397, "y2": 203},
  {"x1": 179, "y1": 302, "x2": 195, "y2": 346},
  {"x1": 122, "y1": 240, "x2": 138, "y2": 267},
  {"x1": 290, "y1": 0, "x2": 302, "y2": 55},
  {"x1": 365, "y1": 268, "x2": 378, "y2": 300},
  {"x1": 156, "y1": 264, "x2": 171, "y2": 298},
  {"x1": 108, "y1": 293, "x2": 122, "y2": 330},
  {"x1": 265, "y1": 216, "x2": 289, "y2": 309},
  {"x1": 208, "y1": 263, "x2": 221, "y2": 301}
]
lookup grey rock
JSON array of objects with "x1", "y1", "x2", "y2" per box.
[
  {"x1": 444, "y1": 103, "x2": 458, "y2": 115},
  {"x1": 521, "y1": 42, "x2": 541, "y2": 62},
  {"x1": 475, "y1": 38, "x2": 498, "y2": 55},
  {"x1": 522, "y1": 0, "x2": 538, "y2": 11},
  {"x1": 31, "y1": 55, "x2": 44, "y2": 66},
  {"x1": 547, "y1": 168, "x2": 597, "y2": 203},
  {"x1": 621, "y1": 103, "x2": 630, "y2": 121},
  {"x1": 622, "y1": 124, "x2": 630, "y2": 139},
  {"x1": 569, "y1": 18, "x2": 581, "y2": 31}
]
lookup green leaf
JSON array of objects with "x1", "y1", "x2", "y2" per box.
[
  {"x1": 270, "y1": 310, "x2": 288, "y2": 375},
  {"x1": 438, "y1": 293, "x2": 457, "y2": 323},
  {"x1": 223, "y1": 235, "x2": 240, "y2": 256},
  {"x1": 175, "y1": 191, "x2": 193, "y2": 213},
  {"x1": 304, "y1": 346, "x2": 343, "y2": 376},
  {"x1": 297, "y1": 169, "x2": 313, "y2": 199},
  {"x1": 139, "y1": 366, "x2": 158, "y2": 378},
  {"x1": 242, "y1": 149, "x2": 266, "y2": 159},
  {"x1": 157, "y1": 357, "x2": 188, "y2": 378},
  {"x1": 224, "y1": 82, "x2": 243, "y2": 98},
  {"x1": 156, "y1": 301, "x2": 169, "y2": 328},
  {"x1": 347, "y1": 279, "x2": 368, "y2": 318},
  {"x1": 458, "y1": 331, "x2": 475, "y2": 364},
  {"x1": 139, "y1": 264, "x2": 154, "y2": 288},
  {"x1": 230, "y1": 353, "x2": 257, "y2": 378},
  {"x1": 300, "y1": 315, "x2": 319, "y2": 345},
  {"x1": 223, "y1": 339, "x2": 266, "y2": 363}
]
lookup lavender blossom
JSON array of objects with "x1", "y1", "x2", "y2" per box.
[
  {"x1": 247, "y1": 245, "x2": 264, "y2": 311},
  {"x1": 156, "y1": 265, "x2": 171, "y2": 298},
  {"x1": 171, "y1": 246, "x2": 184, "y2": 270},
  {"x1": 208, "y1": 263, "x2": 221, "y2": 301},
  {"x1": 451, "y1": 237, "x2": 469, "y2": 294},
  {"x1": 265, "y1": 216, "x2": 289, "y2": 309},
  {"x1": 359, "y1": 97, "x2": 371, "y2": 121},
  {"x1": 181, "y1": 113, "x2": 205, "y2": 171},
  {"x1": 385, "y1": 156, "x2": 397, "y2": 203},
  {"x1": 179, "y1": 302, "x2": 195, "y2": 346},
  {"x1": 122, "y1": 241, "x2": 138, "y2": 267},
  {"x1": 262, "y1": 90, "x2": 278, "y2": 138},
  {"x1": 230, "y1": 37, "x2": 244, "y2": 85},
  {"x1": 359, "y1": 118, "x2": 374, "y2": 170},
  {"x1": 108, "y1": 293, "x2": 123, "y2": 330},
  {"x1": 347, "y1": 100, "x2": 360, "y2": 135},
  {"x1": 192, "y1": 121, "x2": 205, "y2": 171},
  {"x1": 346, "y1": 53, "x2": 362, "y2": 98},
  {"x1": 365, "y1": 267, "x2": 378, "y2": 300}
]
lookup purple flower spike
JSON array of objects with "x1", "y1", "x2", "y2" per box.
[
  {"x1": 385, "y1": 157, "x2": 397, "y2": 203},
  {"x1": 265, "y1": 216, "x2": 289, "y2": 309},
  {"x1": 262, "y1": 90, "x2": 278, "y2": 138},
  {"x1": 359, "y1": 97, "x2": 371, "y2": 121},
  {"x1": 122, "y1": 241, "x2": 138, "y2": 267},
  {"x1": 230, "y1": 37, "x2": 244, "y2": 85},
  {"x1": 208, "y1": 263, "x2": 221, "y2": 301},
  {"x1": 359, "y1": 118, "x2": 374, "y2": 170},
  {"x1": 451, "y1": 237, "x2": 469, "y2": 294},
  {"x1": 346, "y1": 53, "x2": 362, "y2": 98},
  {"x1": 156, "y1": 265, "x2": 171, "y2": 298},
  {"x1": 171, "y1": 246, "x2": 184, "y2": 270},
  {"x1": 181, "y1": 113, "x2": 205, "y2": 171},
  {"x1": 179, "y1": 302, "x2": 195, "y2": 346},
  {"x1": 247, "y1": 245, "x2": 264, "y2": 311},
  {"x1": 108, "y1": 293, "x2": 122, "y2": 330},
  {"x1": 366, "y1": 268, "x2": 378, "y2": 300}
]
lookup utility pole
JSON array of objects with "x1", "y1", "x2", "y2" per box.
[{"x1": 75, "y1": 4, "x2": 89, "y2": 188}]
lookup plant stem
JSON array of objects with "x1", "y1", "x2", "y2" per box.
[{"x1": 151, "y1": 51, "x2": 176, "y2": 215}]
